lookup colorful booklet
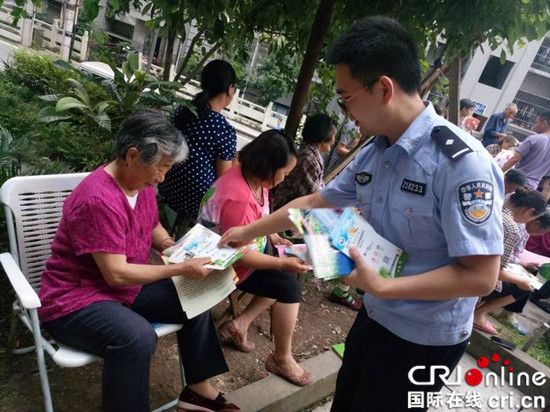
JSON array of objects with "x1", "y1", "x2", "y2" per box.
[
  {"x1": 164, "y1": 223, "x2": 243, "y2": 270},
  {"x1": 288, "y1": 208, "x2": 354, "y2": 281},
  {"x1": 163, "y1": 223, "x2": 242, "y2": 318},
  {"x1": 330, "y1": 208, "x2": 407, "y2": 278},
  {"x1": 289, "y1": 208, "x2": 407, "y2": 280},
  {"x1": 274, "y1": 244, "x2": 308, "y2": 261}
]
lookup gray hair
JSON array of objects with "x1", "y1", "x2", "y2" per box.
[
  {"x1": 115, "y1": 109, "x2": 189, "y2": 165},
  {"x1": 505, "y1": 103, "x2": 518, "y2": 111}
]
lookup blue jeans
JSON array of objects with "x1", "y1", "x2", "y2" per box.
[{"x1": 43, "y1": 279, "x2": 228, "y2": 412}]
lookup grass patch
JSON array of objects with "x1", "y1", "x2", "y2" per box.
[{"x1": 496, "y1": 317, "x2": 550, "y2": 368}]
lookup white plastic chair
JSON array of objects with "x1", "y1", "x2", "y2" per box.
[{"x1": 0, "y1": 173, "x2": 183, "y2": 412}]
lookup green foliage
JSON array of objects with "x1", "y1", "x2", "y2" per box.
[
  {"x1": 3, "y1": 49, "x2": 76, "y2": 94},
  {"x1": 0, "y1": 126, "x2": 75, "y2": 184},
  {"x1": 0, "y1": 70, "x2": 106, "y2": 171},
  {"x1": 498, "y1": 318, "x2": 550, "y2": 369},
  {"x1": 38, "y1": 78, "x2": 113, "y2": 136},
  {"x1": 0, "y1": 127, "x2": 22, "y2": 186},
  {"x1": 2, "y1": 0, "x2": 550, "y2": 81},
  {"x1": 250, "y1": 51, "x2": 300, "y2": 106},
  {"x1": 106, "y1": 52, "x2": 183, "y2": 117},
  {"x1": 0, "y1": 49, "x2": 187, "y2": 173},
  {"x1": 306, "y1": 62, "x2": 335, "y2": 116},
  {"x1": 176, "y1": 50, "x2": 210, "y2": 84},
  {"x1": 87, "y1": 30, "x2": 133, "y2": 66},
  {"x1": 0, "y1": 76, "x2": 43, "y2": 138},
  {"x1": 33, "y1": 52, "x2": 188, "y2": 168}
]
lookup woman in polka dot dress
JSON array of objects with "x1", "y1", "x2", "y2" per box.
[{"x1": 159, "y1": 60, "x2": 237, "y2": 229}]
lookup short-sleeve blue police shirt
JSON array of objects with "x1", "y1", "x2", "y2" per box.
[{"x1": 321, "y1": 103, "x2": 504, "y2": 346}]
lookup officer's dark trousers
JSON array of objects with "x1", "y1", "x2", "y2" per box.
[{"x1": 331, "y1": 307, "x2": 469, "y2": 412}]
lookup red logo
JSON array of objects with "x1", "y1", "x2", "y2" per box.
[{"x1": 464, "y1": 354, "x2": 514, "y2": 386}]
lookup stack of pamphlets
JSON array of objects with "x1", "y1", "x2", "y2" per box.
[
  {"x1": 288, "y1": 208, "x2": 407, "y2": 281},
  {"x1": 288, "y1": 208, "x2": 353, "y2": 280},
  {"x1": 163, "y1": 224, "x2": 243, "y2": 318},
  {"x1": 330, "y1": 208, "x2": 407, "y2": 279}
]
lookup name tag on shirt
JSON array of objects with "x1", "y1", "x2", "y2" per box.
[{"x1": 401, "y1": 179, "x2": 426, "y2": 196}]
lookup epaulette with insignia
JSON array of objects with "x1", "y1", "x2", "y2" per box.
[{"x1": 431, "y1": 126, "x2": 473, "y2": 161}]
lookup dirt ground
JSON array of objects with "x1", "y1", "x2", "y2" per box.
[{"x1": 0, "y1": 276, "x2": 358, "y2": 412}]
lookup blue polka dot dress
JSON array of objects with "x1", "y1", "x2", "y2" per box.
[{"x1": 159, "y1": 106, "x2": 237, "y2": 217}]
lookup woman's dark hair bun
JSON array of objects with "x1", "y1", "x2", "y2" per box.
[{"x1": 510, "y1": 188, "x2": 547, "y2": 216}]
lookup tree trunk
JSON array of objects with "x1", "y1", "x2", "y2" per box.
[
  {"x1": 284, "y1": 0, "x2": 335, "y2": 139},
  {"x1": 179, "y1": 42, "x2": 223, "y2": 87},
  {"x1": 174, "y1": 27, "x2": 207, "y2": 81},
  {"x1": 447, "y1": 58, "x2": 461, "y2": 125},
  {"x1": 420, "y1": 67, "x2": 442, "y2": 98},
  {"x1": 146, "y1": 28, "x2": 159, "y2": 74},
  {"x1": 162, "y1": 26, "x2": 178, "y2": 81}
]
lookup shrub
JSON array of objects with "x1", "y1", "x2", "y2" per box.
[
  {"x1": 3, "y1": 49, "x2": 75, "y2": 94},
  {"x1": 4, "y1": 49, "x2": 109, "y2": 102},
  {"x1": 0, "y1": 74, "x2": 109, "y2": 171},
  {"x1": 0, "y1": 76, "x2": 43, "y2": 138}
]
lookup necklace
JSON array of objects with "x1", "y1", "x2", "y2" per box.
[
  {"x1": 107, "y1": 162, "x2": 138, "y2": 196},
  {"x1": 243, "y1": 172, "x2": 264, "y2": 205}
]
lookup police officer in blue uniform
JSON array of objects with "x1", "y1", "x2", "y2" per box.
[{"x1": 220, "y1": 17, "x2": 504, "y2": 411}]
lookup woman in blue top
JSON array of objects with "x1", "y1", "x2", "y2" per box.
[{"x1": 159, "y1": 60, "x2": 237, "y2": 226}]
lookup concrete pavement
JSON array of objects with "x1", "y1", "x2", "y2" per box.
[{"x1": 311, "y1": 352, "x2": 545, "y2": 412}]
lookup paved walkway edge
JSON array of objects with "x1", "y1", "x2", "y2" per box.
[
  {"x1": 226, "y1": 329, "x2": 550, "y2": 411},
  {"x1": 226, "y1": 350, "x2": 342, "y2": 412},
  {"x1": 467, "y1": 329, "x2": 550, "y2": 398}
]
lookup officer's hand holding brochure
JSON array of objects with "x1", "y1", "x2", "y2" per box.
[
  {"x1": 163, "y1": 223, "x2": 243, "y2": 318},
  {"x1": 288, "y1": 208, "x2": 353, "y2": 280},
  {"x1": 288, "y1": 208, "x2": 407, "y2": 281},
  {"x1": 330, "y1": 208, "x2": 408, "y2": 279}
]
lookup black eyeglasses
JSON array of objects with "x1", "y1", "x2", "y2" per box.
[{"x1": 336, "y1": 77, "x2": 380, "y2": 112}]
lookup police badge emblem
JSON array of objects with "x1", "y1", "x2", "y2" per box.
[
  {"x1": 458, "y1": 181, "x2": 494, "y2": 225},
  {"x1": 355, "y1": 172, "x2": 372, "y2": 185}
]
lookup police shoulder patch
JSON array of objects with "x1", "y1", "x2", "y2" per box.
[
  {"x1": 458, "y1": 180, "x2": 494, "y2": 225},
  {"x1": 356, "y1": 172, "x2": 372, "y2": 185},
  {"x1": 432, "y1": 126, "x2": 473, "y2": 161}
]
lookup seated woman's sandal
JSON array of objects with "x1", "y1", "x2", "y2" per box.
[
  {"x1": 265, "y1": 353, "x2": 314, "y2": 387},
  {"x1": 219, "y1": 319, "x2": 256, "y2": 353},
  {"x1": 177, "y1": 387, "x2": 240, "y2": 412}
]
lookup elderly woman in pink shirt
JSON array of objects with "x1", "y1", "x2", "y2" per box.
[{"x1": 38, "y1": 109, "x2": 240, "y2": 412}]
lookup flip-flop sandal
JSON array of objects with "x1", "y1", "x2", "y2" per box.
[
  {"x1": 219, "y1": 320, "x2": 256, "y2": 353},
  {"x1": 509, "y1": 321, "x2": 528, "y2": 336},
  {"x1": 473, "y1": 319, "x2": 497, "y2": 335},
  {"x1": 265, "y1": 353, "x2": 314, "y2": 387}
]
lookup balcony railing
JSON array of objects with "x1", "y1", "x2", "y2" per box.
[
  {"x1": 531, "y1": 36, "x2": 550, "y2": 74},
  {"x1": 513, "y1": 90, "x2": 550, "y2": 130}
]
